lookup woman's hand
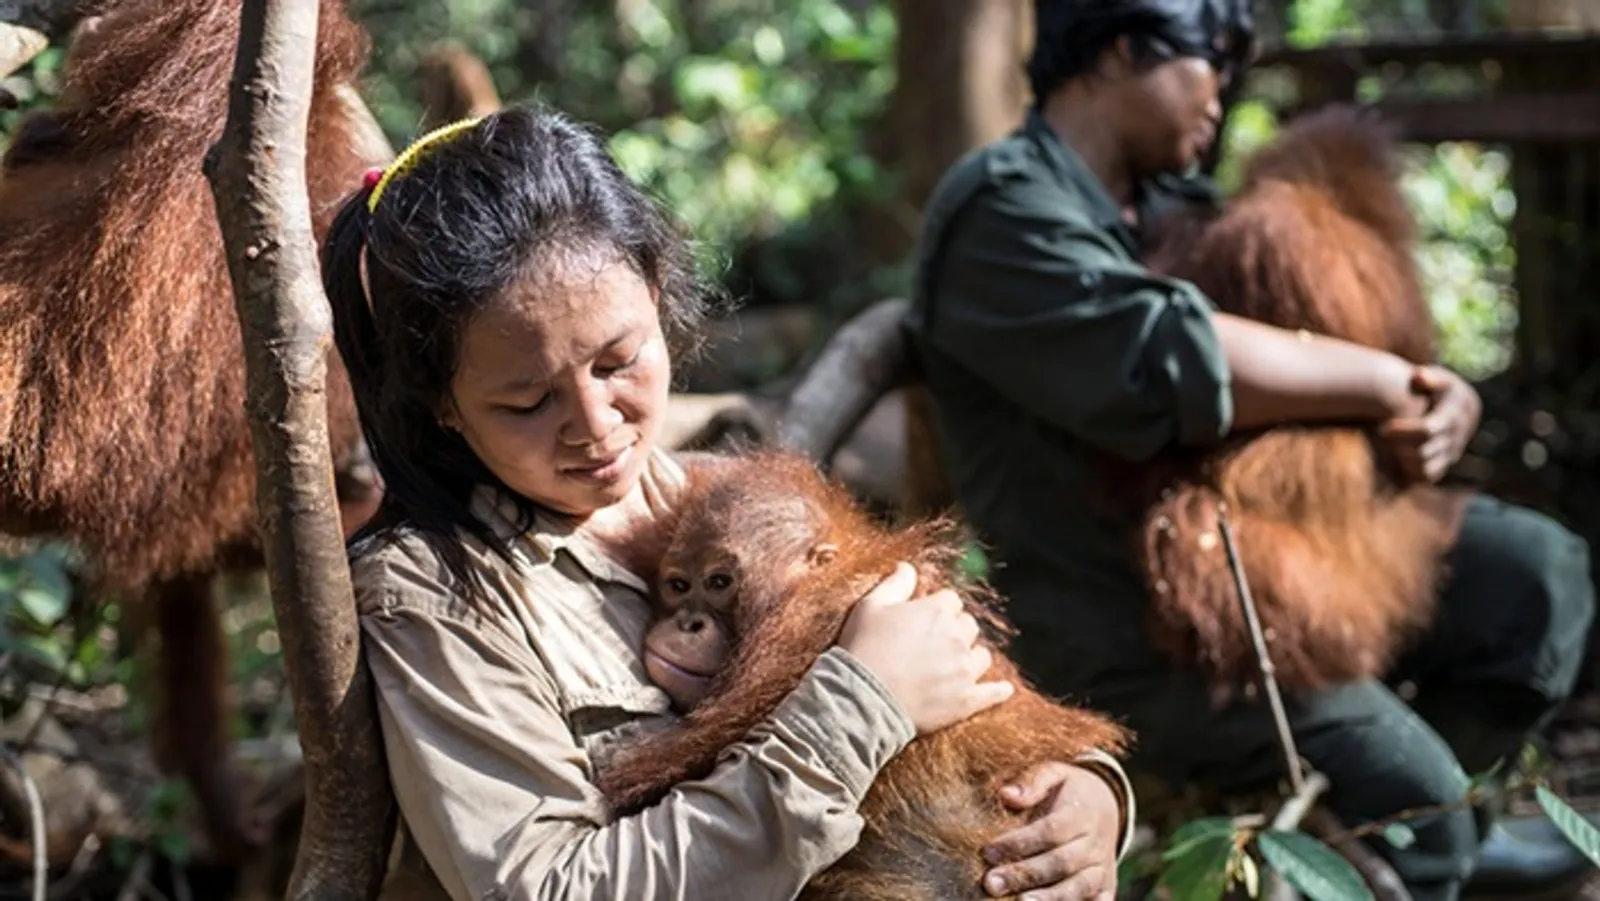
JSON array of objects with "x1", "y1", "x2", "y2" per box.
[
  {"x1": 838, "y1": 562, "x2": 1015, "y2": 735},
  {"x1": 1377, "y1": 364, "x2": 1482, "y2": 484},
  {"x1": 980, "y1": 761, "x2": 1123, "y2": 900}
]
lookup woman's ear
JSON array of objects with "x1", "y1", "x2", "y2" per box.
[
  {"x1": 437, "y1": 396, "x2": 462, "y2": 433},
  {"x1": 1100, "y1": 35, "x2": 1137, "y2": 77}
]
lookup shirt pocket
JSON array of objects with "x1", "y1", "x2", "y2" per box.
[
  {"x1": 512, "y1": 550, "x2": 677, "y2": 765},
  {"x1": 563, "y1": 681, "x2": 677, "y2": 773}
]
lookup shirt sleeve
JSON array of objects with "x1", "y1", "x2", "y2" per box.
[
  {"x1": 361, "y1": 590, "x2": 916, "y2": 901},
  {"x1": 919, "y1": 177, "x2": 1234, "y2": 462}
]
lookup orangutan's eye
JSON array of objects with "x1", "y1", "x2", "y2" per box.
[
  {"x1": 665, "y1": 578, "x2": 691, "y2": 594},
  {"x1": 705, "y1": 573, "x2": 733, "y2": 591}
]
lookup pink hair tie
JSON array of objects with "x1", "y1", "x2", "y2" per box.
[{"x1": 362, "y1": 166, "x2": 385, "y2": 190}]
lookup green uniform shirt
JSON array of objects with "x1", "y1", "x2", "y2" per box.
[{"x1": 904, "y1": 109, "x2": 1235, "y2": 693}]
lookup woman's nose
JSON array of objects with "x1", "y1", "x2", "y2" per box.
[{"x1": 562, "y1": 380, "x2": 623, "y2": 443}]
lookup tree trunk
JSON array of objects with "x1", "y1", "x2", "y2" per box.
[
  {"x1": 871, "y1": 0, "x2": 1031, "y2": 264},
  {"x1": 872, "y1": 0, "x2": 1031, "y2": 517},
  {"x1": 205, "y1": 1, "x2": 394, "y2": 899}
]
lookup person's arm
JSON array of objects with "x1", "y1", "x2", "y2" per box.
[
  {"x1": 916, "y1": 179, "x2": 1420, "y2": 461},
  {"x1": 362, "y1": 590, "x2": 915, "y2": 901},
  {"x1": 1212, "y1": 312, "x2": 1418, "y2": 431}
]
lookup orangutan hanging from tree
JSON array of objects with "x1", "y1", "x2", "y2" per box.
[{"x1": 0, "y1": 0, "x2": 382, "y2": 861}]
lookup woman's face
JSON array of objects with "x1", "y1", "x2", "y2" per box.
[
  {"x1": 1120, "y1": 52, "x2": 1225, "y2": 175},
  {"x1": 442, "y1": 252, "x2": 672, "y2": 518}
]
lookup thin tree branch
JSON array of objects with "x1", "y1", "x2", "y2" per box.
[
  {"x1": 1218, "y1": 504, "x2": 1307, "y2": 793},
  {"x1": 205, "y1": 0, "x2": 394, "y2": 898},
  {"x1": 777, "y1": 296, "x2": 914, "y2": 462},
  {"x1": 1270, "y1": 771, "x2": 1329, "y2": 833},
  {"x1": 1306, "y1": 807, "x2": 1413, "y2": 901},
  {"x1": 0, "y1": 743, "x2": 46, "y2": 901}
]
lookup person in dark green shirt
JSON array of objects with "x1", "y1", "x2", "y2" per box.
[{"x1": 905, "y1": 2, "x2": 1597, "y2": 898}]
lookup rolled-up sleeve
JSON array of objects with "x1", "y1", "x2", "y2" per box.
[
  {"x1": 922, "y1": 179, "x2": 1234, "y2": 461},
  {"x1": 362, "y1": 592, "x2": 915, "y2": 901}
]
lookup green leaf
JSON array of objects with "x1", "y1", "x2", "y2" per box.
[
  {"x1": 1535, "y1": 784, "x2": 1600, "y2": 867},
  {"x1": 20, "y1": 634, "x2": 67, "y2": 672},
  {"x1": 1382, "y1": 822, "x2": 1417, "y2": 850},
  {"x1": 10, "y1": 550, "x2": 73, "y2": 626},
  {"x1": 674, "y1": 57, "x2": 755, "y2": 112},
  {"x1": 1257, "y1": 830, "x2": 1373, "y2": 901},
  {"x1": 1163, "y1": 816, "x2": 1236, "y2": 860},
  {"x1": 1158, "y1": 818, "x2": 1239, "y2": 901},
  {"x1": 958, "y1": 544, "x2": 989, "y2": 583},
  {"x1": 16, "y1": 585, "x2": 68, "y2": 627},
  {"x1": 750, "y1": 25, "x2": 785, "y2": 66},
  {"x1": 155, "y1": 828, "x2": 190, "y2": 865},
  {"x1": 1158, "y1": 833, "x2": 1235, "y2": 901},
  {"x1": 825, "y1": 34, "x2": 876, "y2": 62}
]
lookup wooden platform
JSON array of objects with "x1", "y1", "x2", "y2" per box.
[{"x1": 1253, "y1": 31, "x2": 1600, "y2": 143}]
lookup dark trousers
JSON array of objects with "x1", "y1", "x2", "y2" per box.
[{"x1": 1011, "y1": 496, "x2": 1595, "y2": 901}]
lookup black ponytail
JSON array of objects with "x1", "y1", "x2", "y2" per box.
[{"x1": 322, "y1": 187, "x2": 383, "y2": 412}]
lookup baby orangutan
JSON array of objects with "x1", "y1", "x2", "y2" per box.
[{"x1": 598, "y1": 451, "x2": 1130, "y2": 901}]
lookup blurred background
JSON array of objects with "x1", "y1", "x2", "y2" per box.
[{"x1": 1, "y1": 0, "x2": 1598, "y2": 896}]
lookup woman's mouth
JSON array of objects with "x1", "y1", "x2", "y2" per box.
[{"x1": 564, "y1": 440, "x2": 636, "y2": 485}]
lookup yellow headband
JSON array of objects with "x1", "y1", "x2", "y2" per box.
[{"x1": 366, "y1": 116, "x2": 484, "y2": 213}]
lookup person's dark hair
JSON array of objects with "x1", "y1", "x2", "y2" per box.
[
  {"x1": 321, "y1": 102, "x2": 723, "y2": 599},
  {"x1": 1027, "y1": 0, "x2": 1254, "y2": 105},
  {"x1": 1029, "y1": 1, "x2": 1165, "y2": 102}
]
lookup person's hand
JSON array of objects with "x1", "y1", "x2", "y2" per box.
[
  {"x1": 979, "y1": 761, "x2": 1123, "y2": 900},
  {"x1": 1377, "y1": 364, "x2": 1482, "y2": 484},
  {"x1": 838, "y1": 562, "x2": 1014, "y2": 735}
]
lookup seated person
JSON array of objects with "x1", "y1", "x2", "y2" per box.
[{"x1": 904, "y1": 2, "x2": 1597, "y2": 899}]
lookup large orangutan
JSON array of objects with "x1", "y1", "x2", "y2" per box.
[
  {"x1": 598, "y1": 450, "x2": 1130, "y2": 901},
  {"x1": 1109, "y1": 105, "x2": 1473, "y2": 698},
  {"x1": 0, "y1": 0, "x2": 381, "y2": 859}
]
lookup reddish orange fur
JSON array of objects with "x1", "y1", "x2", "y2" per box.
[
  {"x1": 600, "y1": 451, "x2": 1129, "y2": 901},
  {"x1": 0, "y1": 0, "x2": 377, "y2": 859},
  {"x1": 1112, "y1": 106, "x2": 1471, "y2": 697}
]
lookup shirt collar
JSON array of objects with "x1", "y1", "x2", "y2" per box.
[
  {"x1": 1023, "y1": 108, "x2": 1130, "y2": 239},
  {"x1": 466, "y1": 445, "x2": 688, "y2": 595}
]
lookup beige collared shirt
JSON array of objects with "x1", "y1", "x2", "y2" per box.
[{"x1": 358, "y1": 449, "x2": 1133, "y2": 901}]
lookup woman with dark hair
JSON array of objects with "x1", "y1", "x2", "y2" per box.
[
  {"x1": 907, "y1": 2, "x2": 1595, "y2": 899},
  {"x1": 322, "y1": 107, "x2": 1133, "y2": 901}
]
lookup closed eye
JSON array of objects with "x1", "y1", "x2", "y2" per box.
[
  {"x1": 596, "y1": 347, "x2": 642, "y2": 378},
  {"x1": 502, "y1": 393, "x2": 552, "y2": 416}
]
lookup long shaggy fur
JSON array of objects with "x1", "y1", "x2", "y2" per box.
[
  {"x1": 599, "y1": 451, "x2": 1130, "y2": 901},
  {"x1": 0, "y1": 0, "x2": 375, "y2": 857},
  {"x1": 1117, "y1": 106, "x2": 1472, "y2": 697},
  {"x1": 0, "y1": 0, "x2": 368, "y2": 584}
]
